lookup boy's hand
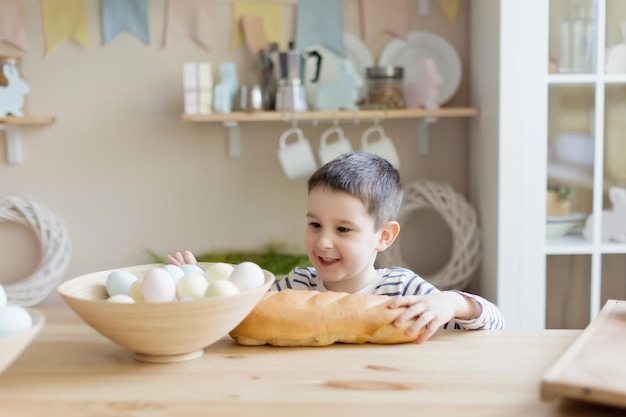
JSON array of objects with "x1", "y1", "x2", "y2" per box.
[
  {"x1": 164, "y1": 250, "x2": 197, "y2": 266},
  {"x1": 389, "y1": 291, "x2": 481, "y2": 343}
]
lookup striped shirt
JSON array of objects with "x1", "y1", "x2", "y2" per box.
[{"x1": 271, "y1": 266, "x2": 505, "y2": 330}]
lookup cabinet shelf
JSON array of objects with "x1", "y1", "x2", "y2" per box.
[
  {"x1": 0, "y1": 115, "x2": 56, "y2": 164},
  {"x1": 182, "y1": 107, "x2": 478, "y2": 158},
  {"x1": 181, "y1": 107, "x2": 478, "y2": 123},
  {"x1": 0, "y1": 115, "x2": 55, "y2": 125}
]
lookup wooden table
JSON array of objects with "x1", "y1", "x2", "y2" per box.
[{"x1": 0, "y1": 306, "x2": 624, "y2": 417}]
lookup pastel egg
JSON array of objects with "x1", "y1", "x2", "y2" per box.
[
  {"x1": 106, "y1": 270, "x2": 138, "y2": 297},
  {"x1": 179, "y1": 264, "x2": 205, "y2": 276},
  {"x1": 161, "y1": 264, "x2": 185, "y2": 282},
  {"x1": 0, "y1": 305, "x2": 32, "y2": 336},
  {"x1": 204, "y1": 263, "x2": 235, "y2": 282},
  {"x1": 141, "y1": 268, "x2": 176, "y2": 303},
  {"x1": 128, "y1": 279, "x2": 144, "y2": 302},
  {"x1": 205, "y1": 280, "x2": 240, "y2": 297},
  {"x1": 176, "y1": 273, "x2": 209, "y2": 299},
  {"x1": 107, "y1": 294, "x2": 135, "y2": 304},
  {"x1": 0, "y1": 284, "x2": 6, "y2": 307},
  {"x1": 228, "y1": 262, "x2": 265, "y2": 291}
]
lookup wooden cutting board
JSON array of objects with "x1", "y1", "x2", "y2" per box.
[{"x1": 541, "y1": 299, "x2": 626, "y2": 408}]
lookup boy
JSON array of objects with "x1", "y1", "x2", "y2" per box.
[{"x1": 167, "y1": 151, "x2": 504, "y2": 343}]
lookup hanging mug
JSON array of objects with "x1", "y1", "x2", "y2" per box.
[
  {"x1": 318, "y1": 126, "x2": 353, "y2": 165},
  {"x1": 277, "y1": 128, "x2": 318, "y2": 180},
  {"x1": 360, "y1": 125, "x2": 401, "y2": 168}
]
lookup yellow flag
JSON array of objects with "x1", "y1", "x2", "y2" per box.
[
  {"x1": 231, "y1": 1, "x2": 281, "y2": 50},
  {"x1": 41, "y1": 0, "x2": 90, "y2": 55},
  {"x1": 436, "y1": 0, "x2": 461, "y2": 25}
]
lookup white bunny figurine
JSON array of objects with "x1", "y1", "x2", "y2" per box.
[
  {"x1": 0, "y1": 63, "x2": 31, "y2": 117},
  {"x1": 583, "y1": 187, "x2": 626, "y2": 242}
]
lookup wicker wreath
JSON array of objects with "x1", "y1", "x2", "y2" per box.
[
  {"x1": 377, "y1": 180, "x2": 481, "y2": 290},
  {"x1": 0, "y1": 195, "x2": 72, "y2": 306}
]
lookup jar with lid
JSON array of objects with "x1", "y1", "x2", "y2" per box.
[{"x1": 362, "y1": 66, "x2": 405, "y2": 109}]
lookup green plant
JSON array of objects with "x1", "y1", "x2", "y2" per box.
[
  {"x1": 147, "y1": 244, "x2": 310, "y2": 276},
  {"x1": 547, "y1": 184, "x2": 573, "y2": 201}
]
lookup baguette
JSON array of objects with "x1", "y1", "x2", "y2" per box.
[{"x1": 229, "y1": 289, "x2": 423, "y2": 346}]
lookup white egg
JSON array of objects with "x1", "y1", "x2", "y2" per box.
[
  {"x1": 161, "y1": 264, "x2": 185, "y2": 282},
  {"x1": 128, "y1": 278, "x2": 144, "y2": 302},
  {"x1": 204, "y1": 263, "x2": 235, "y2": 282},
  {"x1": 106, "y1": 270, "x2": 138, "y2": 297},
  {"x1": 0, "y1": 284, "x2": 6, "y2": 307},
  {"x1": 176, "y1": 273, "x2": 209, "y2": 299},
  {"x1": 205, "y1": 280, "x2": 240, "y2": 297},
  {"x1": 179, "y1": 264, "x2": 205, "y2": 276},
  {"x1": 228, "y1": 262, "x2": 265, "y2": 291},
  {"x1": 107, "y1": 294, "x2": 135, "y2": 303},
  {"x1": 141, "y1": 268, "x2": 176, "y2": 303},
  {"x1": 0, "y1": 305, "x2": 32, "y2": 336}
]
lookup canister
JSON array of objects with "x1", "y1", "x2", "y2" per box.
[{"x1": 363, "y1": 66, "x2": 405, "y2": 109}]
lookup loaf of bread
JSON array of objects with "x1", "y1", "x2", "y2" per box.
[{"x1": 229, "y1": 289, "x2": 423, "y2": 346}]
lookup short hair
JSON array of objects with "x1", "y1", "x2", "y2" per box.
[{"x1": 307, "y1": 151, "x2": 403, "y2": 230}]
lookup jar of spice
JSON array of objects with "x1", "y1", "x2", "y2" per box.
[{"x1": 363, "y1": 66, "x2": 405, "y2": 109}]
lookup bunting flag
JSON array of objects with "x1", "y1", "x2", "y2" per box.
[
  {"x1": 231, "y1": 1, "x2": 281, "y2": 50},
  {"x1": 295, "y1": 0, "x2": 344, "y2": 56},
  {"x1": 41, "y1": 0, "x2": 90, "y2": 55},
  {"x1": 0, "y1": 0, "x2": 29, "y2": 51},
  {"x1": 102, "y1": 0, "x2": 149, "y2": 45},
  {"x1": 436, "y1": 0, "x2": 462, "y2": 25},
  {"x1": 164, "y1": 0, "x2": 215, "y2": 51},
  {"x1": 359, "y1": 0, "x2": 409, "y2": 44}
]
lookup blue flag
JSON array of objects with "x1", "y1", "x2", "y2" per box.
[
  {"x1": 102, "y1": 0, "x2": 149, "y2": 45},
  {"x1": 295, "y1": 0, "x2": 345, "y2": 57}
]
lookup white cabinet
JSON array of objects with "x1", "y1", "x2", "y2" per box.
[{"x1": 470, "y1": 0, "x2": 626, "y2": 329}]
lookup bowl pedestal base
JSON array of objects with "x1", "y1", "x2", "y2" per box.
[{"x1": 134, "y1": 350, "x2": 204, "y2": 363}]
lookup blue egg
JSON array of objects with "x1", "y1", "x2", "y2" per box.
[
  {"x1": 161, "y1": 264, "x2": 185, "y2": 282},
  {"x1": 105, "y1": 270, "x2": 138, "y2": 297},
  {"x1": 0, "y1": 306, "x2": 32, "y2": 336},
  {"x1": 179, "y1": 264, "x2": 205, "y2": 276}
]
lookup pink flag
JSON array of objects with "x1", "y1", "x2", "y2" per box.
[
  {"x1": 0, "y1": 0, "x2": 29, "y2": 51},
  {"x1": 164, "y1": 0, "x2": 215, "y2": 51},
  {"x1": 359, "y1": 0, "x2": 409, "y2": 44}
]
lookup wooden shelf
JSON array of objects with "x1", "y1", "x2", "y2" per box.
[
  {"x1": 0, "y1": 115, "x2": 56, "y2": 165},
  {"x1": 0, "y1": 115, "x2": 55, "y2": 125},
  {"x1": 181, "y1": 107, "x2": 478, "y2": 123}
]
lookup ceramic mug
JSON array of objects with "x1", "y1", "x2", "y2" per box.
[
  {"x1": 360, "y1": 126, "x2": 401, "y2": 168},
  {"x1": 277, "y1": 128, "x2": 318, "y2": 180},
  {"x1": 318, "y1": 126, "x2": 353, "y2": 165}
]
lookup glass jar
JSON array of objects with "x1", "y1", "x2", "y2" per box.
[{"x1": 363, "y1": 66, "x2": 405, "y2": 109}]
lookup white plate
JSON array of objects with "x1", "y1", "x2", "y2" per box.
[
  {"x1": 379, "y1": 31, "x2": 462, "y2": 105},
  {"x1": 546, "y1": 213, "x2": 587, "y2": 223}
]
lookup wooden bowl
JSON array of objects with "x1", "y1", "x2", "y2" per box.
[
  {"x1": 0, "y1": 308, "x2": 45, "y2": 373},
  {"x1": 57, "y1": 263, "x2": 274, "y2": 363}
]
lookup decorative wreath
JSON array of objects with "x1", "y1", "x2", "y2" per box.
[
  {"x1": 0, "y1": 195, "x2": 72, "y2": 306},
  {"x1": 377, "y1": 180, "x2": 481, "y2": 291}
]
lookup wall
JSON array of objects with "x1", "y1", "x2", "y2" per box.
[{"x1": 0, "y1": 0, "x2": 472, "y2": 305}]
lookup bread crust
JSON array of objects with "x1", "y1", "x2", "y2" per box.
[{"x1": 229, "y1": 290, "x2": 423, "y2": 346}]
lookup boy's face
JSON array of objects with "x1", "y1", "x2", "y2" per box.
[{"x1": 305, "y1": 186, "x2": 388, "y2": 293}]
